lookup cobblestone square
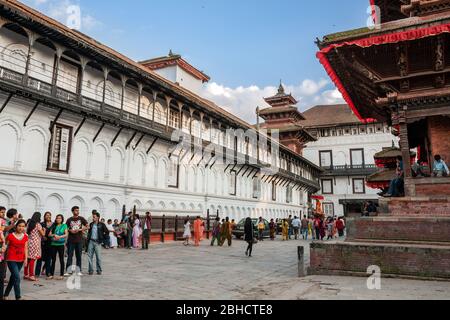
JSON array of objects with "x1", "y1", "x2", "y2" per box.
[{"x1": 20, "y1": 238, "x2": 450, "y2": 300}]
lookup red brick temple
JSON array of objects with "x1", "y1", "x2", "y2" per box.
[
  {"x1": 309, "y1": 0, "x2": 450, "y2": 279},
  {"x1": 259, "y1": 83, "x2": 316, "y2": 155}
]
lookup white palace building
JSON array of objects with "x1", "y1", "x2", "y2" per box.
[{"x1": 0, "y1": 1, "x2": 321, "y2": 221}]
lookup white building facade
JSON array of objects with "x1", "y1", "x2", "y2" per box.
[
  {"x1": 302, "y1": 105, "x2": 398, "y2": 217},
  {"x1": 0, "y1": 2, "x2": 321, "y2": 222}
]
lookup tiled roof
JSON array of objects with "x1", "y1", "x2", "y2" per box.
[{"x1": 301, "y1": 104, "x2": 361, "y2": 128}]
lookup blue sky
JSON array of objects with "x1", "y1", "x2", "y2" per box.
[{"x1": 23, "y1": 0, "x2": 371, "y2": 122}]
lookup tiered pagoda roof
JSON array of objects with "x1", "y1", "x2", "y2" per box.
[
  {"x1": 259, "y1": 83, "x2": 316, "y2": 154},
  {"x1": 316, "y1": 1, "x2": 450, "y2": 123}
]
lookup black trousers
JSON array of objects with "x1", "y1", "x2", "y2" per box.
[
  {"x1": 142, "y1": 230, "x2": 150, "y2": 249},
  {"x1": 0, "y1": 260, "x2": 6, "y2": 299},
  {"x1": 246, "y1": 241, "x2": 253, "y2": 256},
  {"x1": 66, "y1": 242, "x2": 83, "y2": 273},
  {"x1": 51, "y1": 245, "x2": 65, "y2": 276}
]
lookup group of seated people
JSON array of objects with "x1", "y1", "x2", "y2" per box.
[{"x1": 380, "y1": 154, "x2": 449, "y2": 198}]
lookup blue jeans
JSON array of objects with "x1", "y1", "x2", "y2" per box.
[
  {"x1": 87, "y1": 241, "x2": 102, "y2": 274},
  {"x1": 66, "y1": 242, "x2": 83, "y2": 273},
  {"x1": 302, "y1": 228, "x2": 308, "y2": 240},
  {"x1": 5, "y1": 261, "x2": 24, "y2": 299}
]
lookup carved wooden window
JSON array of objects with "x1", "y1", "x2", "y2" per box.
[
  {"x1": 47, "y1": 123, "x2": 72, "y2": 173},
  {"x1": 229, "y1": 170, "x2": 237, "y2": 196},
  {"x1": 167, "y1": 156, "x2": 180, "y2": 188}
]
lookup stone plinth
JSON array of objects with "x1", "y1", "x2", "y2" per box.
[{"x1": 309, "y1": 241, "x2": 450, "y2": 280}]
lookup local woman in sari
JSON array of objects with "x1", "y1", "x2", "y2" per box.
[
  {"x1": 282, "y1": 219, "x2": 289, "y2": 241},
  {"x1": 193, "y1": 217, "x2": 202, "y2": 247},
  {"x1": 132, "y1": 214, "x2": 142, "y2": 248},
  {"x1": 269, "y1": 219, "x2": 276, "y2": 241}
]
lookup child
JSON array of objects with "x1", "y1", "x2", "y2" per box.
[
  {"x1": 3, "y1": 219, "x2": 28, "y2": 300},
  {"x1": 183, "y1": 219, "x2": 191, "y2": 246}
]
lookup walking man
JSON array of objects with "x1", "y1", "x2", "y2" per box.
[
  {"x1": 142, "y1": 212, "x2": 151, "y2": 250},
  {"x1": 292, "y1": 216, "x2": 301, "y2": 240},
  {"x1": 87, "y1": 211, "x2": 109, "y2": 275},
  {"x1": 65, "y1": 206, "x2": 88, "y2": 276},
  {"x1": 301, "y1": 215, "x2": 309, "y2": 240}
]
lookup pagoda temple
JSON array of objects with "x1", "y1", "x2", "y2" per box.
[
  {"x1": 308, "y1": 0, "x2": 450, "y2": 279},
  {"x1": 259, "y1": 83, "x2": 316, "y2": 155}
]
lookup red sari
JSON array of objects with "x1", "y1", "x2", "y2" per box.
[{"x1": 193, "y1": 219, "x2": 202, "y2": 247}]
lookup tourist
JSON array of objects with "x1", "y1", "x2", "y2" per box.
[
  {"x1": 326, "y1": 217, "x2": 334, "y2": 240},
  {"x1": 24, "y1": 212, "x2": 45, "y2": 281},
  {"x1": 126, "y1": 212, "x2": 134, "y2": 249},
  {"x1": 193, "y1": 216, "x2": 202, "y2": 247},
  {"x1": 257, "y1": 217, "x2": 265, "y2": 241},
  {"x1": 65, "y1": 206, "x2": 89, "y2": 276},
  {"x1": 287, "y1": 215, "x2": 293, "y2": 240},
  {"x1": 3, "y1": 219, "x2": 28, "y2": 300},
  {"x1": 210, "y1": 217, "x2": 221, "y2": 246},
  {"x1": 142, "y1": 212, "x2": 151, "y2": 250},
  {"x1": 4, "y1": 208, "x2": 19, "y2": 235},
  {"x1": 87, "y1": 211, "x2": 108, "y2": 276},
  {"x1": 384, "y1": 156, "x2": 404, "y2": 197},
  {"x1": 314, "y1": 216, "x2": 321, "y2": 240},
  {"x1": 221, "y1": 217, "x2": 232, "y2": 247},
  {"x1": 219, "y1": 219, "x2": 226, "y2": 245},
  {"x1": 35, "y1": 212, "x2": 52, "y2": 278},
  {"x1": 48, "y1": 214, "x2": 68, "y2": 280},
  {"x1": 301, "y1": 215, "x2": 309, "y2": 240},
  {"x1": 0, "y1": 206, "x2": 6, "y2": 300},
  {"x1": 269, "y1": 219, "x2": 276, "y2": 241},
  {"x1": 308, "y1": 217, "x2": 314, "y2": 240},
  {"x1": 281, "y1": 219, "x2": 289, "y2": 241},
  {"x1": 183, "y1": 218, "x2": 191, "y2": 246},
  {"x1": 412, "y1": 160, "x2": 428, "y2": 178},
  {"x1": 292, "y1": 216, "x2": 301, "y2": 240},
  {"x1": 115, "y1": 219, "x2": 126, "y2": 248},
  {"x1": 106, "y1": 220, "x2": 118, "y2": 249},
  {"x1": 433, "y1": 155, "x2": 449, "y2": 177},
  {"x1": 199, "y1": 217, "x2": 205, "y2": 241},
  {"x1": 230, "y1": 219, "x2": 237, "y2": 237},
  {"x1": 319, "y1": 217, "x2": 326, "y2": 241},
  {"x1": 132, "y1": 214, "x2": 142, "y2": 248},
  {"x1": 119, "y1": 218, "x2": 128, "y2": 248},
  {"x1": 244, "y1": 217, "x2": 254, "y2": 257},
  {"x1": 101, "y1": 217, "x2": 110, "y2": 249},
  {"x1": 336, "y1": 217, "x2": 345, "y2": 237}
]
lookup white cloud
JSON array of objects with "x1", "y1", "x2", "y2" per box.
[{"x1": 199, "y1": 80, "x2": 344, "y2": 123}]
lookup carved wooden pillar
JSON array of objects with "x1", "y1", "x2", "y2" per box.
[
  {"x1": 137, "y1": 83, "x2": 143, "y2": 123},
  {"x1": 120, "y1": 76, "x2": 127, "y2": 117},
  {"x1": 177, "y1": 101, "x2": 183, "y2": 130},
  {"x1": 151, "y1": 91, "x2": 158, "y2": 127},
  {"x1": 199, "y1": 112, "x2": 204, "y2": 141},
  {"x1": 397, "y1": 105, "x2": 415, "y2": 197},
  {"x1": 51, "y1": 47, "x2": 63, "y2": 96},
  {"x1": 189, "y1": 108, "x2": 194, "y2": 136},
  {"x1": 23, "y1": 31, "x2": 36, "y2": 86},
  {"x1": 209, "y1": 118, "x2": 213, "y2": 142},
  {"x1": 165, "y1": 96, "x2": 172, "y2": 131},
  {"x1": 77, "y1": 57, "x2": 88, "y2": 104},
  {"x1": 101, "y1": 67, "x2": 108, "y2": 112}
]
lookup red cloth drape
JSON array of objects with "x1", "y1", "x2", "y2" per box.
[{"x1": 317, "y1": 23, "x2": 450, "y2": 123}]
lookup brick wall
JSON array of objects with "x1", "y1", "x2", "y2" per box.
[
  {"x1": 387, "y1": 198, "x2": 450, "y2": 216},
  {"x1": 428, "y1": 116, "x2": 450, "y2": 163},
  {"x1": 309, "y1": 242, "x2": 450, "y2": 279},
  {"x1": 346, "y1": 217, "x2": 450, "y2": 243},
  {"x1": 416, "y1": 183, "x2": 450, "y2": 196}
]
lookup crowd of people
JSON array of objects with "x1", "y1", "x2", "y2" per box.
[
  {"x1": 274, "y1": 215, "x2": 346, "y2": 242},
  {"x1": 0, "y1": 201, "x2": 347, "y2": 300}
]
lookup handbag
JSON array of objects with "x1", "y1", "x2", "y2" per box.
[{"x1": 252, "y1": 238, "x2": 258, "y2": 244}]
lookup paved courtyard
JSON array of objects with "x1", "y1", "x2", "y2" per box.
[{"x1": 20, "y1": 238, "x2": 450, "y2": 300}]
